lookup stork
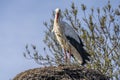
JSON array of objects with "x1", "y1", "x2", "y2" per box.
[{"x1": 52, "y1": 8, "x2": 90, "y2": 65}]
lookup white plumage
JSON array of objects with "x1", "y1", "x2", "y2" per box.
[{"x1": 52, "y1": 8, "x2": 90, "y2": 65}]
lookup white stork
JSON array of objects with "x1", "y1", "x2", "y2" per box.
[{"x1": 52, "y1": 8, "x2": 90, "y2": 65}]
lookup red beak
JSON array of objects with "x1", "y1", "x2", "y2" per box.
[{"x1": 56, "y1": 12, "x2": 59, "y2": 22}]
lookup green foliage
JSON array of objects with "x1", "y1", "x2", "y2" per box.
[{"x1": 24, "y1": 1, "x2": 120, "y2": 80}]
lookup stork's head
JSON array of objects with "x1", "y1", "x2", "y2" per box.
[
  {"x1": 55, "y1": 8, "x2": 60, "y2": 13},
  {"x1": 55, "y1": 8, "x2": 61, "y2": 22}
]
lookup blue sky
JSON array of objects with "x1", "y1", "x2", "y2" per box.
[{"x1": 0, "y1": 0, "x2": 119, "y2": 80}]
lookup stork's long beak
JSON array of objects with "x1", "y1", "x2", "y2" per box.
[
  {"x1": 56, "y1": 12, "x2": 59, "y2": 22},
  {"x1": 56, "y1": 12, "x2": 59, "y2": 20}
]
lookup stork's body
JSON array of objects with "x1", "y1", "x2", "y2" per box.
[
  {"x1": 53, "y1": 12, "x2": 71, "y2": 63},
  {"x1": 53, "y1": 8, "x2": 90, "y2": 65}
]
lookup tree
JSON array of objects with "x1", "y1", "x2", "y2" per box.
[{"x1": 24, "y1": 1, "x2": 120, "y2": 80}]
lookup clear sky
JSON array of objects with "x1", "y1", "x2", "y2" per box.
[{"x1": 0, "y1": 0, "x2": 119, "y2": 80}]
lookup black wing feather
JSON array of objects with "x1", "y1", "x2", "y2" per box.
[
  {"x1": 66, "y1": 36, "x2": 90, "y2": 65},
  {"x1": 78, "y1": 36, "x2": 84, "y2": 47}
]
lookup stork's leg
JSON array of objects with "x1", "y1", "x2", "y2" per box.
[
  {"x1": 64, "y1": 48, "x2": 67, "y2": 64},
  {"x1": 68, "y1": 47, "x2": 71, "y2": 64}
]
